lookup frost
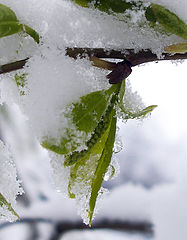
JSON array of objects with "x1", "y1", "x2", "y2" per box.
[
  {"x1": 0, "y1": 140, "x2": 23, "y2": 221},
  {"x1": 113, "y1": 126, "x2": 123, "y2": 154},
  {"x1": 49, "y1": 152, "x2": 69, "y2": 196},
  {"x1": 104, "y1": 156, "x2": 120, "y2": 181},
  {"x1": 124, "y1": 80, "x2": 145, "y2": 112}
]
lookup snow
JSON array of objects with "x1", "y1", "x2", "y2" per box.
[
  {"x1": 0, "y1": 0, "x2": 186, "y2": 239},
  {"x1": 0, "y1": 139, "x2": 23, "y2": 221}
]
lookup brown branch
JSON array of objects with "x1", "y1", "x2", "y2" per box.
[
  {"x1": 50, "y1": 220, "x2": 153, "y2": 240},
  {"x1": 0, "y1": 217, "x2": 153, "y2": 240},
  {"x1": 0, "y1": 58, "x2": 29, "y2": 74},
  {"x1": 0, "y1": 48, "x2": 186, "y2": 75},
  {"x1": 66, "y1": 48, "x2": 187, "y2": 66}
]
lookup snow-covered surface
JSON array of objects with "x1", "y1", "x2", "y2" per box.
[
  {"x1": 0, "y1": 139, "x2": 23, "y2": 222},
  {"x1": 0, "y1": 0, "x2": 186, "y2": 238}
]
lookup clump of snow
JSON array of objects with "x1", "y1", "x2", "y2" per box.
[
  {"x1": 104, "y1": 156, "x2": 120, "y2": 181},
  {"x1": 21, "y1": 47, "x2": 108, "y2": 142},
  {"x1": 123, "y1": 79, "x2": 146, "y2": 113},
  {"x1": 0, "y1": 140, "x2": 23, "y2": 221},
  {"x1": 49, "y1": 152, "x2": 69, "y2": 196}
]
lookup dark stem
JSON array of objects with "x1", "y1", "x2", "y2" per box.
[
  {"x1": 66, "y1": 48, "x2": 187, "y2": 66},
  {"x1": 50, "y1": 220, "x2": 153, "y2": 240},
  {"x1": 0, "y1": 58, "x2": 29, "y2": 74},
  {"x1": 0, "y1": 48, "x2": 186, "y2": 75}
]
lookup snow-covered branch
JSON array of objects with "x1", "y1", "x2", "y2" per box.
[{"x1": 0, "y1": 48, "x2": 186, "y2": 75}]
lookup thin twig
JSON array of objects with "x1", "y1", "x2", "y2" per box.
[
  {"x1": 0, "y1": 58, "x2": 29, "y2": 74},
  {"x1": 50, "y1": 220, "x2": 153, "y2": 240},
  {"x1": 66, "y1": 47, "x2": 187, "y2": 66},
  {"x1": 0, "y1": 48, "x2": 186, "y2": 75}
]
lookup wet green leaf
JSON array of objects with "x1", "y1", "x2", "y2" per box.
[
  {"x1": 72, "y1": 0, "x2": 142, "y2": 14},
  {"x1": 164, "y1": 42, "x2": 187, "y2": 53},
  {"x1": 0, "y1": 3, "x2": 40, "y2": 43},
  {"x1": 0, "y1": 3, "x2": 22, "y2": 38},
  {"x1": 73, "y1": 0, "x2": 91, "y2": 8},
  {"x1": 65, "y1": 84, "x2": 121, "y2": 225},
  {"x1": 145, "y1": 5, "x2": 157, "y2": 23},
  {"x1": 126, "y1": 105, "x2": 158, "y2": 119},
  {"x1": 67, "y1": 99, "x2": 117, "y2": 226},
  {"x1": 42, "y1": 128, "x2": 80, "y2": 155},
  {"x1": 64, "y1": 87, "x2": 119, "y2": 166},
  {"x1": 15, "y1": 73, "x2": 27, "y2": 88},
  {"x1": 42, "y1": 85, "x2": 119, "y2": 155},
  {"x1": 43, "y1": 79, "x2": 156, "y2": 226},
  {"x1": 23, "y1": 25, "x2": 40, "y2": 44},
  {"x1": 72, "y1": 85, "x2": 118, "y2": 133},
  {"x1": 119, "y1": 79, "x2": 157, "y2": 119},
  {"x1": 88, "y1": 109, "x2": 116, "y2": 226},
  {"x1": 0, "y1": 193, "x2": 20, "y2": 220},
  {"x1": 14, "y1": 73, "x2": 27, "y2": 95},
  {"x1": 147, "y1": 4, "x2": 187, "y2": 40}
]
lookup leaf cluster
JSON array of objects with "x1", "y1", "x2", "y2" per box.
[{"x1": 42, "y1": 80, "x2": 156, "y2": 224}]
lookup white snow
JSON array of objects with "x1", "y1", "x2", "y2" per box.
[
  {"x1": 0, "y1": 140, "x2": 23, "y2": 221},
  {"x1": 0, "y1": 1, "x2": 186, "y2": 239}
]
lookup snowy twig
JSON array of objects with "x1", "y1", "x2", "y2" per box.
[
  {"x1": 0, "y1": 48, "x2": 186, "y2": 75},
  {"x1": 66, "y1": 48, "x2": 187, "y2": 66},
  {"x1": 0, "y1": 58, "x2": 29, "y2": 74}
]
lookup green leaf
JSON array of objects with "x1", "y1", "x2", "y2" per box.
[
  {"x1": 125, "y1": 105, "x2": 158, "y2": 119},
  {"x1": 72, "y1": 0, "x2": 142, "y2": 14},
  {"x1": 0, "y1": 193, "x2": 20, "y2": 220},
  {"x1": 15, "y1": 73, "x2": 27, "y2": 88},
  {"x1": 66, "y1": 87, "x2": 119, "y2": 225},
  {"x1": 164, "y1": 42, "x2": 187, "y2": 53},
  {"x1": 95, "y1": 0, "x2": 138, "y2": 14},
  {"x1": 118, "y1": 79, "x2": 157, "y2": 119},
  {"x1": 72, "y1": 84, "x2": 118, "y2": 133},
  {"x1": 67, "y1": 107, "x2": 115, "y2": 198},
  {"x1": 23, "y1": 25, "x2": 40, "y2": 44},
  {"x1": 118, "y1": 78, "x2": 126, "y2": 113},
  {"x1": 0, "y1": 3, "x2": 22, "y2": 38},
  {"x1": 64, "y1": 89, "x2": 119, "y2": 166},
  {"x1": 147, "y1": 4, "x2": 187, "y2": 40},
  {"x1": 0, "y1": 3, "x2": 40, "y2": 43},
  {"x1": 42, "y1": 85, "x2": 119, "y2": 155},
  {"x1": 14, "y1": 73, "x2": 27, "y2": 95},
  {"x1": 145, "y1": 5, "x2": 157, "y2": 23},
  {"x1": 73, "y1": 0, "x2": 91, "y2": 8},
  {"x1": 42, "y1": 128, "x2": 81, "y2": 155},
  {"x1": 88, "y1": 110, "x2": 116, "y2": 226}
]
